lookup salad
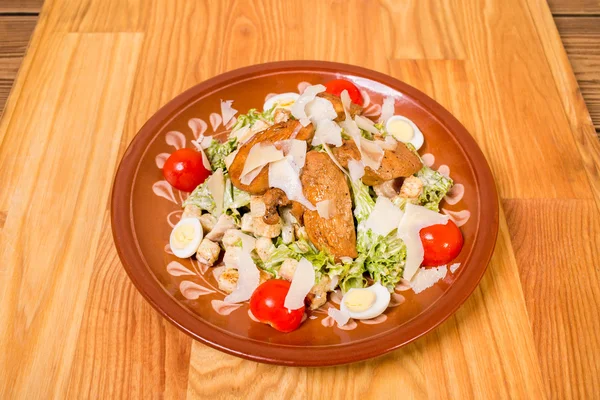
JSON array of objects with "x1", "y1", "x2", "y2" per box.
[{"x1": 163, "y1": 79, "x2": 463, "y2": 332}]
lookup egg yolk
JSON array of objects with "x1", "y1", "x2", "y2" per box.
[
  {"x1": 277, "y1": 99, "x2": 295, "y2": 107},
  {"x1": 172, "y1": 224, "x2": 196, "y2": 249},
  {"x1": 344, "y1": 290, "x2": 377, "y2": 312},
  {"x1": 388, "y1": 119, "x2": 414, "y2": 142}
]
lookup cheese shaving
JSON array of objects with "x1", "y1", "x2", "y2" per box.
[
  {"x1": 316, "y1": 200, "x2": 335, "y2": 219},
  {"x1": 379, "y1": 96, "x2": 395, "y2": 124},
  {"x1": 206, "y1": 168, "x2": 225, "y2": 216},
  {"x1": 284, "y1": 258, "x2": 315, "y2": 310},
  {"x1": 365, "y1": 196, "x2": 404, "y2": 237},
  {"x1": 347, "y1": 159, "x2": 365, "y2": 181},
  {"x1": 268, "y1": 156, "x2": 316, "y2": 210},
  {"x1": 312, "y1": 119, "x2": 343, "y2": 147},
  {"x1": 224, "y1": 149, "x2": 239, "y2": 170},
  {"x1": 398, "y1": 203, "x2": 450, "y2": 280},
  {"x1": 224, "y1": 248, "x2": 261, "y2": 303},
  {"x1": 240, "y1": 143, "x2": 284, "y2": 185},
  {"x1": 354, "y1": 115, "x2": 380, "y2": 135},
  {"x1": 328, "y1": 307, "x2": 351, "y2": 326},
  {"x1": 450, "y1": 263, "x2": 461, "y2": 273},
  {"x1": 411, "y1": 266, "x2": 448, "y2": 294},
  {"x1": 236, "y1": 230, "x2": 257, "y2": 252},
  {"x1": 291, "y1": 84, "x2": 326, "y2": 126}
]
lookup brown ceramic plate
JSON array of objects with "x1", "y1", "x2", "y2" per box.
[{"x1": 111, "y1": 61, "x2": 499, "y2": 366}]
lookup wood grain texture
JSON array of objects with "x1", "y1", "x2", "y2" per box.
[
  {"x1": 0, "y1": 0, "x2": 598, "y2": 398},
  {"x1": 547, "y1": 0, "x2": 600, "y2": 14},
  {"x1": 0, "y1": 16, "x2": 38, "y2": 116},
  {"x1": 0, "y1": 0, "x2": 43, "y2": 13},
  {"x1": 0, "y1": 32, "x2": 142, "y2": 399},
  {"x1": 554, "y1": 16, "x2": 600, "y2": 131},
  {"x1": 504, "y1": 199, "x2": 600, "y2": 399}
]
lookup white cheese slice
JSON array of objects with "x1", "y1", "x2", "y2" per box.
[
  {"x1": 411, "y1": 266, "x2": 448, "y2": 294},
  {"x1": 316, "y1": 199, "x2": 334, "y2": 219},
  {"x1": 354, "y1": 115, "x2": 379, "y2": 135},
  {"x1": 240, "y1": 143, "x2": 284, "y2": 185},
  {"x1": 398, "y1": 203, "x2": 450, "y2": 280},
  {"x1": 291, "y1": 84, "x2": 326, "y2": 126},
  {"x1": 224, "y1": 248, "x2": 261, "y2": 303},
  {"x1": 206, "y1": 168, "x2": 225, "y2": 216},
  {"x1": 284, "y1": 257, "x2": 315, "y2": 310},
  {"x1": 379, "y1": 96, "x2": 395, "y2": 124},
  {"x1": 306, "y1": 96, "x2": 338, "y2": 122},
  {"x1": 328, "y1": 307, "x2": 351, "y2": 326},
  {"x1": 312, "y1": 119, "x2": 343, "y2": 147},
  {"x1": 348, "y1": 159, "x2": 365, "y2": 181},
  {"x1": 365, "y1": 196, "x2": 404, "y2": 237},
  {"x1": 236, "y1": 231, "x2": 257, "y2": 252},
  {"x1": 224, "y1": 149, "x2": 239, "y2": 170},
  {"x1": 268, "y1": 156, "x2": 316, "y2": 211}
]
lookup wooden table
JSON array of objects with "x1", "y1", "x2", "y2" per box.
[{"x1": 1, "y1": 0, "x2": 599, "y2": 398}]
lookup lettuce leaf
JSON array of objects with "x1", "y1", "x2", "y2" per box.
[
  {"x1": 184, "y1": 173, "x2": 249, "y2": 216},
  {"x1": 231, "y1": 107, "x2": 276, "y2": 132},
  {"x1": 205, "y1": 137, "x2": 237, "y2": 171},
  {"x1": 416, "y1": 166, "x2": 453, "y2": 212}
]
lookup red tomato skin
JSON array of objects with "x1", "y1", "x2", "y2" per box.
[
  {"x1": 420, "y1": 220, "x2": 464, "y2": 266},
  {"x1": 324, "y1": 79, "x2": 363, "y2": 105},
  {"x1": 162, "y1": 148, "x2": 211, "y2": 192},
  {"x1": 249, "y1": 280, "x2": 305, "y2": 333}
]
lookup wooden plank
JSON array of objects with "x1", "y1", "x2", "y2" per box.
[
  {"x1": 547, "y1": 0, "x2": 600, "y2": 15},
  {"x1": 0, "y1": 16, "x2": 38, "y2": 116},
  {"x1": 0, "y1": 0, "x2": 43, "y2": 13},
  {"x1": 0, "y1": 32, "x2": 143, "y2": 399},
  {"x1": 504, "y1": 199, "x2": 600, "y2": 399},
  {"x1": 525, "y1": 0, "x2": 600, "y2": 215},
  {"x1": 65, "y1": 217, "x2": 192, "y2": 399},
  {"x1": 554, "y1": 17, "x2": 600, "y2": 132}
]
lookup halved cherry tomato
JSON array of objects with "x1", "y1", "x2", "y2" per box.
[
  {"x1": 249, "y1": 279, "x2": 305, "y2": 332},
  {"x1": 420, "y1": 220, "x2": 464, "y2": 266},
  {"x1": 325, "y1": 79, "x2": 363, "y2": 105},
  {"x1": 162, "y1": 148, "x2": 211, "y2": 192}
]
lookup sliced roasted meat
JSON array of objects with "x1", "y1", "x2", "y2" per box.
[
  {"x1": 316, "y1": 92, "x2": 363, "y2": 122},
  {"x1": 261, "y1": 188, "x2": 304, "y2": 225},
  {"x1": 332, "y1": 139, "x2": 422, "y2": 186},
  {"x1": 229, "y1": 120, "x2": 315, "y2": 194},
  {"x1": 300, "y1": 151, "x2": 357, "y2": 259}
]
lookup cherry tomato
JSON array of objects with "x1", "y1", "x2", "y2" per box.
[
  {"x1": 325, "y1": 79, "x2": 363, "y2": 105},
  {"x1": 249, "y1": 279, "x2": 305, "y2": 333},
  {"x1": 420, "y1": 220, "x2": 464, "y2": 266},
  {"x1": 162, "y1": 148, "x2": 211, "y2": 192}
]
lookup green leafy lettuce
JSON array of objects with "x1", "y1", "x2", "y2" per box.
[
  {"x1": 350, "y1": 178, "x2": 407, "y2": 291},
  {"x1": 205, "y1": 137, "x2": 237, "y2": 171},
  {"x1": 231, "y1": 106, "x2": 276, "y2": 132},
  {"x1": 183, "y1": 173, "x2": 249, "y2": 217},
  {"x1": 262, "y1": 238, "x2": 337, "y2": 281},
  {"x1": 416, "y1": 165, "x2": 453, "y2": 212}
]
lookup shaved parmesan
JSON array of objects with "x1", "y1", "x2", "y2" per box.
[
  {"x1": 291, "y1": 84, "x2": 326, "y2": 126},
  {"x1": 206, "y1": 168, "x2": 225, "y2": 216},
  {"x1": 354, "y1": 115, "x2": 379, "y2": 135},
  {"x1": 365, "y1": 196, "x2": 404, "y2": 237},
  {"x1": 411, "y1": 266, "x2": 448, "y2": 294},
  {"x1": 269, "y1": 156, "x2": 316, "y2": 211},
  {"x1": 199, "y1": 146, "x2": 211, "y2": 171},
  {"x1": 224, "y1": 149, "x2": 239, "y2": 170},
  {"x1": 251, "y1": 119, "x2": 270, "y2": 133},
  {"x1": 379, "y1": 96, "x2": 395, "y2": 124},
  {"x1": 224, "y1": 249, "x2": 261, "y2": 303},
  {"x1": 348, "y1": 159, "x2": 365, "y2": 181},
  {"x1": 230, "y1": 125, "x2": 254, "y2": 144},
  {"x1": 312, "y1": 119, "x2": 342, "y2": 147},
  {"x1": 376, "y1": 135, "x2": 398, "y2": 150},
  {"x1": 359, "y1": 138, "x2": 384, "y2": 170},
  {"x1": 240, "y1": 143, "x2": 284, "y2": 185},
  {"x1": 328, "y1": 307, "x2": 351, "y2": 326},
  {"x1": 322, "y1": 143, "x2": 350, "y2": 178},
  {"x1": 284, "y1": 258, "x2": 315, "y2": 310},
  {"x1": 316, "y1": 200, "x2": 335, "y2": 219},
  {"x1": 398, "y1": 203, "x2": 450, "y2": 280},
  {"x1": 340, "y1": 90, "x2": 383, "y2": 170},
  {"x1": 306, "y1": 96, "x2": 337, "y2": 122},
  {"x1": 221, "y1": 100, "x2": 238, "y2": 125},
  {"x1": 450, "y1": 263, "x2": 461, "y2": 273},
  {"x1": 236, "y1": 231, "x2": 257, "y2": 252},
  {"x1": 339, "y1": 257, "x2": 353, "y2": 264},
  {"x1": 201, "y1": 136, "x2": 214, "y2": 149},
  {"x1": 276, "y1": 139, "x2": 307, "y2": 173},
  {"x1": 205, "y1": 214, "x2": 237, "y2": 241}
]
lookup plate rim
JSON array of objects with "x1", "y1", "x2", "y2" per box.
[{"x1": 111, "y1": 60, "x2": 499, "y2": 367}]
